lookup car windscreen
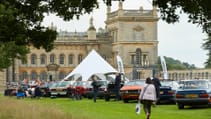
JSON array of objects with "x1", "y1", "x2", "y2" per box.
[
  {"x1": 181, "y1": 80, "x2": 209, "y2": 89},
  {"x1": 57, "y1": 81, "x2": 69, "y2": 87},
  {"x1": 125, "y1": 81, "x2": 145, "y2": 86},
  {"x1": 161, "y1": 81, "x2": 179, "y2": 89}
]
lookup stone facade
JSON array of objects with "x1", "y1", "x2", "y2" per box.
[
  {"x1": 164, "y1": 69, "x2": 211, "y2": 81},
  {"x1": 6, "y1": 1, "x2": 159, "y2": 82}
]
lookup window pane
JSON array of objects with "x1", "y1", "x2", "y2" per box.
[
  {"x1": 31, "y1": 54, "x2": 36, "y2": 64},
  {"x1": 40, "y1": 54, "x2": 46, "y2": 64},
  {"x1": 60, "y1": 54, "x2": 65, "y2": 64},
  {"x1": 40, "y1": 72, "x2": 47, "y2": 81},
  {"x1": 69, "y1": 54, "x2": 74, "y2": 64},
  {"x1": 59, "y1": 72, "x2": 66, "y2": 80},
  {"x1": 31, "y1": 72, "x2": 37, "y2": 80}
]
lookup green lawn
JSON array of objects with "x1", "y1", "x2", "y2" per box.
[{"x1": 1, "y1": 96, "x2": 211, "y2": 119}]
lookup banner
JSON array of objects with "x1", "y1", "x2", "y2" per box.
[
  {"x1": 160, "y1": 56, "x2": 168, "y2": 79},
  {"x1": 116, "y1": 55, "x2": 124, "y2": 74}
]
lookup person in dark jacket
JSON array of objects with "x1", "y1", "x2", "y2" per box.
[
  {"x1": 115, "y1": 72, "x2": 121, "y2": 101},
  {"x1": 91, "y1": 75, "x2": 99, "y2": 102},
  {"x1": 152, "y1": 74, "x2": 161, "y2": 101}
]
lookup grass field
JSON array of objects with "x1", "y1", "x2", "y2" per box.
[{"x1": 0, "y1": 96, "x2": 211, "y2": 119}]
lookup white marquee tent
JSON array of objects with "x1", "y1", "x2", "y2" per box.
[{"x1": 63, "y1": 49, "x2": 118, "y2": 81}]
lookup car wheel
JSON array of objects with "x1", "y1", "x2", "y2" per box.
[
  {"x1": 123, "y1": 99, "x2": 128, "y2": 103},
  {"x1": 105, "y1": 95, "x2": 110, "y2": 101},
  {"x1": 178, "y1": 103, "x2": 184, "y2": 109},
  {"x1": 87, "y1": 95, "x2": 92, "y2": 99}
]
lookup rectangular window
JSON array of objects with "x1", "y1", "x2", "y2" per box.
[
  {"x1": 50, "y1": 55, "x2": 55, "y2": 64},
  {"x1": 135, "y1": 31, "x2": 140, "y2": 40},
  {"x1": 60, "y1": 56, "x2": 64, "y2": 64},
  {"x1": 131, "y1": 55, "x2": 135, "y2": 64},
  {"x1": 41, "y1": 57, "x2": 45, "y2": 64},
  {"x1": 69, "y1": 55, "x2": 74, "y2": 64}
]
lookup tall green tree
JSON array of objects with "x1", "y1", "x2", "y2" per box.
[
  {"x1": 0, "y1": 0, "x2": 99, "y2": 69},
  {"x1": 202, "y1": 34, "x2": 211, "y2": 68}
]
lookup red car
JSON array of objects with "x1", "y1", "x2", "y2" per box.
[
  {"x1": 67, "y1": 81, "x2": 91, "y2": 97},
  {"x1": 120, "y1": 80, "x2": 145, "y2": 103}
]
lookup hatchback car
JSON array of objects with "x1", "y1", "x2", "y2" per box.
[
  {"x1": 175, "y1": 80, "x2": 211, "y2": 109},
  {"x1": 120, "y1": 80, "x2": 145, "y2": 103}
]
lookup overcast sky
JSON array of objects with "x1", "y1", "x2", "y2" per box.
[{"x1": 42, "y1": 0, "x2": 207, "y2": 68}]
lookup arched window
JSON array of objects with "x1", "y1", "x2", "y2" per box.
[
  {"x1": 31, "y1": 71, "x2": 37, "y2": 80},
  {"x1": 40, "y1": 72, "x2": 47, "y2": 81},
  {"x1": 59, "y1": 72, "x2": 66, "y2": 80},
  {"x1": 136, "y1": 48, "x2": 142, "y2": 65},
  {"x1": 31, "y1": 54, "x2": 37, "y2": 65},
  {"x1": 59, "y1": 54, "x2": 65, "y2": 64},
  {"x1": 78, "y1": 54, "x2": 83, "y2": 64},
  {"x1": 40, "y1": 54, "x2": 46, "y2": 65},
  {"x1": 68, "y1": 54, "x2": 74, "y2": 64},
  {"x1": 50, "y1": 54, "x2": 55, "y2": 64}
]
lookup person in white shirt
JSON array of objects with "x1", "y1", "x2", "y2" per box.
[{"x1": 139, "y1": 77, "x2": 157, "y2": 119}]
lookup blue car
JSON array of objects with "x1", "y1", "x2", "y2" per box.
[
  {"x1": 158, "y1": 80, "x2": 179, "y2": 104},
  {"x1": 175, "y1": 80, "x2": 211, "y2": 109}
]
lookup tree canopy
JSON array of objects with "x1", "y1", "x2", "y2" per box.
[
  {"x1": 0, "y1": 0, "x2": 210, "y2": 69},
  {"x1": 202, "y1": 35, "x2": 211, "y2": 68},
  {"x1": 0, "y1": 0, "x2": 99, "y2": 69}
]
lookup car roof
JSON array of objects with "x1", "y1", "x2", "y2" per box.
[{"x1": 179, "y1": 79, "x2": 209, "y2": 82}]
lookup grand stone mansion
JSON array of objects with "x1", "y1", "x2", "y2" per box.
[
  {"x1": 1, "y1": 1, "x2": 210, "y2": 89},
  {"x1": 2, "y1": 1, "x2": 159, "y2": 84}
]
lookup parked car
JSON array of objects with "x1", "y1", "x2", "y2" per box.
[
  {"x1": 4, "y1": 82, "x2": 19, "y2": 96},
  {"x1": 104, "y1": 79, "x2": 124, "y2": 101},
  {"x1": 158, "y1": 80, "x2": 179, "y2": 104},
  {"x1": 85, "y1": 80, "x2": 107, "y2": 99},
  {"x1": 120, "y1": 80, "x2": 145, "y2": 103},
  {"x1": 50, "y1": 81, "x2": 72, "y2": 97},
  {"x1": 67, "y1": 81, "x2": 88, "y2": 97},
  {"x1": 175, "y1": 80, "x2": 211, "y2": 109}
]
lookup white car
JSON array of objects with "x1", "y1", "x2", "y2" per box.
[{"x1": 50, "y1": 81, "x2": 72, "y2": 96}]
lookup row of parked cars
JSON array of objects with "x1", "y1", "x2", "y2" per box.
[
  {"x1": 4, "y1": 77, "x2": 211, "y2": 109},
  {"x1": 47, "y1": 79, "x2": 178, "y2": 103}
]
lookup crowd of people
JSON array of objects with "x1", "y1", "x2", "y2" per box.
[{"x1": 5, "y1": 78, "x2": 52, "y2": 99}]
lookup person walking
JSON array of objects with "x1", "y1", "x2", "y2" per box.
[
  {"x1": 139, "y1": 77, "x2": 157, "y2": 119},
  {"x1": 91, "y1": 75, "x2": 99, "y2": 103},
  {"x1": 115, "y1": 72, "x2": 121, "y2": 101}
]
